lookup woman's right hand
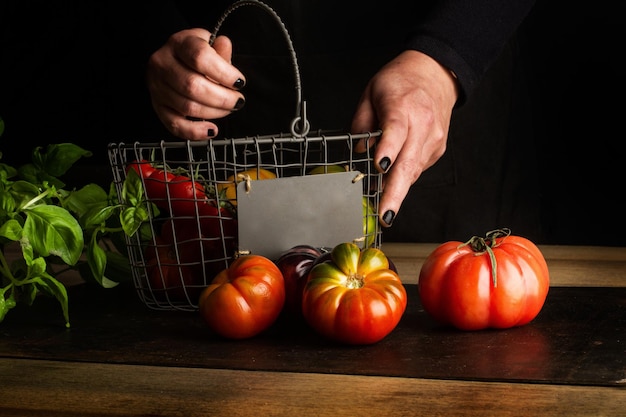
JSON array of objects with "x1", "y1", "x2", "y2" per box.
[{"x1": 146, "y1": 28, "x2": 247, "y2": 140}]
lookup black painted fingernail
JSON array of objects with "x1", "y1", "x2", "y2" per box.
[
  {"x1": 233, "y1": 97, "x2": 245, "y2": 111},
  {"x1": 233, "y1": 78, "x2": 246, "y2": 89},
  {"x1": 382, "y1": 210, "x2": 395, "y2": 226},
  {"x1": 379, "y1": 156, "x2": 391, "y2": 173},
  {"x1": 207, "y1": 128, "x2": 216, "y2": 137}
]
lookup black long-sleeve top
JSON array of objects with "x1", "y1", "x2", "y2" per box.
[
  {"x1": 403, "y1": 0, "x2": 536, "y2": 104},
  {"x1": 165, "y1": 0, "x2": 536, "y2": 106}
]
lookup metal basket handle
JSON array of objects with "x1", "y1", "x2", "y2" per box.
[{"x1": 209, "y1": 0, "x2": 310, "y2": 137}]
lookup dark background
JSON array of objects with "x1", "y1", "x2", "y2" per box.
[{"x1": 1, "y1": 2, "x2": 624, "y2": 246}]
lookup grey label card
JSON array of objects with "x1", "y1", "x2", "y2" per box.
[{"x1": 236, "y1": 171, "x2": 363, "y2": 260}]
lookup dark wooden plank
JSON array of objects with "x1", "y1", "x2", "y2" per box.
[
  {"x1": 1, "y1": 283, "x2": 625, "y2": 387},
  {"x1": 1, "y1": 358, "x2": 625, "y2": 417}
]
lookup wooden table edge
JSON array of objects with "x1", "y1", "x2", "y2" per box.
[
  {"x1": 1, "y1": 358, "x2": 624, "y2": 417},
  {"x1": 381, "y1": 243, "x2": 626, "y2": 287}
]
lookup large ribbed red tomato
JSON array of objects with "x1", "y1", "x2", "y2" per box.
[{"x1": 418, "y1": 229, "x2": 550, "y2": 331}]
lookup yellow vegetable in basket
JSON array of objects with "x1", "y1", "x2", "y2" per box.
[
  {"x1": 218, "y1": 168, "x2": 276, "y2": 206},
  {"x1": 307, "y1": 164, "x2": 348, "y2": 175}
]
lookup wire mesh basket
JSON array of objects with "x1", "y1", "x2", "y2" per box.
[{"x1": 108, "y1": 0, "x2": 383, "y2": 311}]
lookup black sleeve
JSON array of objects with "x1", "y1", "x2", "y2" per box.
[{"x1": 404, "y1": 0, "x2": 537, "y2": 105}]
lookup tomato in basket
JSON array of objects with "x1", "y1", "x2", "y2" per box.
[
  {"x1": 217, "y1": 168, "x2": 276, "y2": 206},
  {"x1": 127, "y1": 160, "x2": 210, "y2": 216},
  {"x1": 126, "y1": 159, "x2": 158, "y2": 179},
  {"x1": 144, "y1": 237, "x2": 200, "y2": 301},
  {"x1": 127, "y1": 160, "x2": 173, "y2": 203},
  {"x1": 160, "y1": 202, "x2": 237, "y2": 278},
  {"x1": 147, "y1": 171, "x2": 208, "y2": 216}
]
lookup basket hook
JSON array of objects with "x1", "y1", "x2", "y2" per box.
[{"x1": 209, "y1": 0, "x2": 310, "y2": 137}]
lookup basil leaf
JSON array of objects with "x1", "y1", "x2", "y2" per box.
[
  {"x1": 31, "y1": 272, "x2": 70, "y2": 328},
  {"x1": 86, "y1": 232, "x2": 119, "y2": 288},
  {"x1": 0, "y1": 286, "x2": 17, "y2": 322},
  {"x1": 0, "y1": 188, "x2": 16, "y2": 217},
  {"x1": 119, "y1": 205, "x2": 149, "y2": 237},
  {"x1": 64, "y1": 183, "x2": 109, "y2": 218},
  {"x1": 33, "y1": 143, "x2": 92, "y2": 177},
  {"x1": 122, "y1": 168, "x2": 144, "y2": 207},
  {"x1": 0, "y1": 218, "x2": 23, "y2": 241},
  {"x1": 22, "y1": 205, "x2": 84, "y2": 265}
]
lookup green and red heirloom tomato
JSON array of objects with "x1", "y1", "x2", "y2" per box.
[
  {"x1": 302, "y1": 242, "x2": 407, "y2": 345},
  {"x1": 275, "y1": 245, "x2": 324, "y2": 317},
  {"x1": 198, "y1": 255, "x2": 285, "y2": 339},
  {"x1": 417, "y1": 229, "x2": 550, "y2": 331}
]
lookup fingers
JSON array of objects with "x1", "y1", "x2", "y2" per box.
[
  {"x1": 176, "y1": 32, "x2": 244, "y2": 89},
  {"x1": 375, "y1": 107, "x2": 450, "y2": 227},
  {"x1": 152, "y1": 100, "x2": 222, "y2": 140},
  {"x1": 146, "y1": 29, "x2": 247, "y2": 140},
  {"x1": 351, "y1": 50, "x2": 458, "y2": 227},
  {"x1": 376, "y1": 122, "x2": 443, "y2": 227},
  {"x1": 375, "y1": 120, "x2": 428, "y2": 228}
]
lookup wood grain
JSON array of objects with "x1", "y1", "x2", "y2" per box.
[
  {"x1": 1, "y1": 243, "x2": 625, "y2": 416},
  {"x1": 1, "y1": 358, "x2": 624, "y2": 417}
]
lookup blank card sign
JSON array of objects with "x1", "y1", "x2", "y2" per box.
[{"x1": 236, "y1": 171, "x2": 363, "y2": 260}]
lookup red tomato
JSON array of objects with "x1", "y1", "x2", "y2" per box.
[
  {"x1": 143, "y1": 168, "x2": 176, "y2": 205},
  {"x1": 160, "y1": 203, "x2": 237, "y2": 280},
  {"x1": 144, "y1": 237, "x2": 200, "y2": 302},
  {"x1": 126, "y1": 160, "x2": 173, "y2": 204},
  {"x1": 126, "y1": 159, "x2": 158, "y2": 178},
  {"x1": 164, "y1": 174, "x2": 208, "y2": 216},
  {"x1": 127, "y1": 160, "x2": 213, "y2": 218},
  {"x1": 146, "y1": 170, "x2": 210, "y2": 217},
  {"x1": 198, "y1": 255, "x2": 285, "y2": 339},
  {"x1": 302, "y1": 242, "x2": 407, "y2": 345},
  {"x1": 417, "y1": 229, "x2": 550, "y2": 331}
]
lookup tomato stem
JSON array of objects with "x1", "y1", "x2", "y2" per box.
[
  {"x1": 346, "y1": 272, "x2": 364, "y2": 289},
  {"x1": 460, "y1": 228, "x2": 511, "y2": 288}
]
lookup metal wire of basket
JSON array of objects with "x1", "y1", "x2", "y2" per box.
[{"x1": 107, "y1": 0, "x2": 383, "y2": 311}]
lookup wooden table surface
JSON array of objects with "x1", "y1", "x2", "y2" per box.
[{"x1": 1, "y1": 243, "x2": 625, "y2": 417}]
